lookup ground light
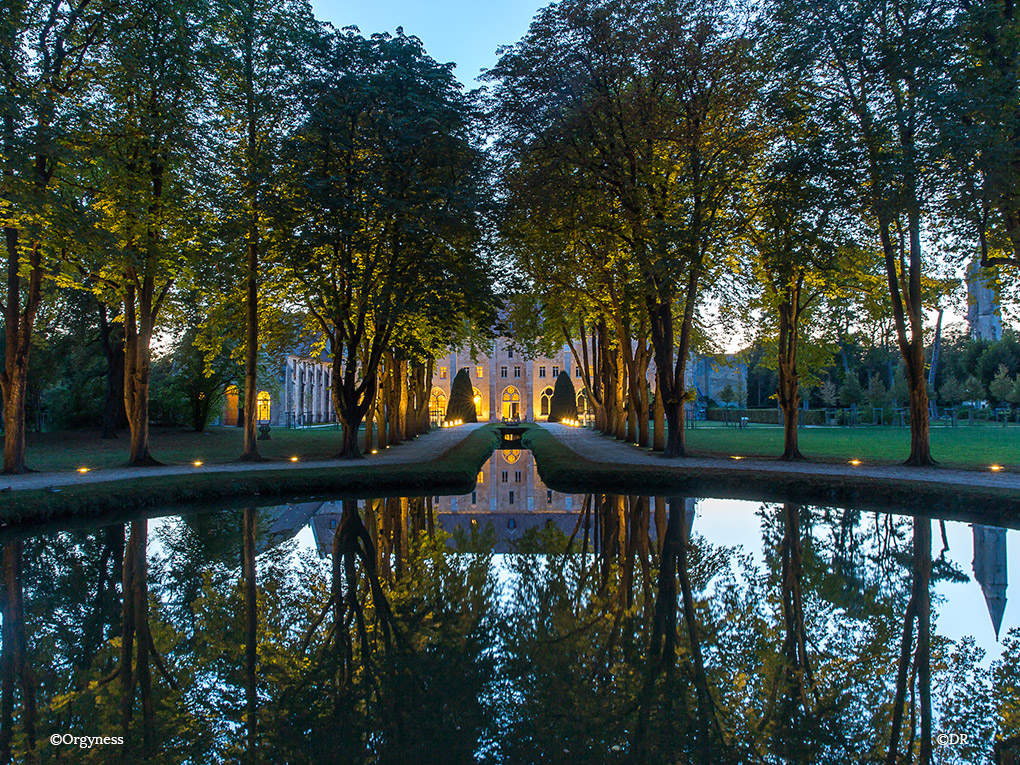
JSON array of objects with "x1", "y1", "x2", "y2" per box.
[
  {"x1": 731, "y1": 455, "x2": 743, "y2": 460},
  {"x1": 290, "y1": 456, "x2": 299, "y2": 462},
  {"x1": 371, "y1": 450, "x2": 378, "y2": 454},
  {"x1": 991, "y1": 464, "x2": 1004, "y2": 472},
  {"x1": 849, "y1": 459, "x2": 862, "y2": 466},
  {"x1": 193, "y1": 461, "x2": 203, "y2": 467},
  {"x1": 77, "y1": 467, "x2": 90, "y2": 473}
]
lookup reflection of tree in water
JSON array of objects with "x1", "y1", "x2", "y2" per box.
[{"x1": 2, "y1": 499, "x2": 1020, "y2": 762}]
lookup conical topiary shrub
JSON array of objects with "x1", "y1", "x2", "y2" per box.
[
  {"x1": 445, "y1": 368, "x2": 478, "y2": 423},
  {"x1": 548, "y1": 371, "x2": 578, "y2": 422}
]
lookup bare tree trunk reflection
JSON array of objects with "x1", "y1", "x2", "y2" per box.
[
  {"x1": 243, "y1": 506, "x2": 258, "y2": 762},
  {"x1": 886, "y1": 517, "x2": 932, "y2": 764},
  {"x1": 0, "y1": 541, "x2": 36, "y2": 763}
]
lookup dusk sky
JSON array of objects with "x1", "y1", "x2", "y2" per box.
[{"x1": 311, "y1": 0, "x2": 547, "y2": 86}]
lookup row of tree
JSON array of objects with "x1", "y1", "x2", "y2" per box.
[
  {"x1": 1, "y1": 0, "x2": 496, "y2": 472},
  {"x1": 489, "y1": 0, "x2": 1020, "y2": 464}
]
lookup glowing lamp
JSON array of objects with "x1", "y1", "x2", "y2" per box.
[
  {"x1": 290, "y1": 456, "x2": 299, "y2": 462},
  {"x1": 849, "y1": 459, "x2": 862, "y2": 466},
  {"x1": 77, "y1": 467, "x2": 90, "y2": 473},
  {"x1": 990, "y1": 464, "x2": 1003, "y2": 472},
  {"x1": 731, "y1": 455, "x2": 742, "y2": 461},
  {"x1": 193, "y1": 461, "x2": 204, "y2": 467}
]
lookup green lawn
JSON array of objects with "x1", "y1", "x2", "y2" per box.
[
  {"x1": 16, "y1": 424, "x2": 372, "y2": 472},
  {"x1": 681, "y1": 422, "x2": 1018, "y2": 468},
  {"x1": 10, "y1": 420, "x2": 1020, "y2": 474}
]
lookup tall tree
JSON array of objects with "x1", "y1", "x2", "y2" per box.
[
  {"x1": 0, "y1": 0, "x2": 111, "y2": 472},
  {"x1": 776, "y1": 0, "x2": 955, "y2": 464},
  {"x1": 489, "y1": 0, "x2": 762, "y2": 457},
  {"x1": 80, "y1": 0, "x2": 205, "y2": 465},
  {"x1": 206, "y1": 0, "x2": 316, "y2": 461},
  {"x1": 273, "y1": 29, "x2": 490, "y2": 458}
]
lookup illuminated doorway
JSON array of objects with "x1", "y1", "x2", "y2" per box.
[{"x1": 502, "y1": 386, "x2": 521, "y2": 420}]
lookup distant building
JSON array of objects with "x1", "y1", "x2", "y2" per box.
[
  {"x1": 220, "y1": 332, "x2": 747, "y2": 428},
  {"x1": 966, "y1": 258, "x2": 1003, "y2": 342},
  {"x1": 429, "y1": 337, "x2": 746, "y2": 423}
]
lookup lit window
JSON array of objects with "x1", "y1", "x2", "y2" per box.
[
  {"x1": 514, "y1": 366, "x2": 521, "y2": 378},
  {"x1": 257, "y1": 391, "x2": 271, "y2": 421},
  {"x1": 440, "y1": 367, "x2": 448, "y2": 379},
  {"x1": 539, "y1": 366, "x2": 546, "y2": 378},
  {"x1": 509, "y1": 491, "x2": 515, "y2": 505},
  {"x1": 501, "y1": 366, "x2": 507, "y2": 378},
  {"x1": 552, "y1": 366, "x2": 559, "y2": 377},
  {"x1": 477, "y1": 471, "x2": 484, "y2": 484},
  {"x1": 540, "y1": 387, "x2": 553, "y2": 416},
  {"x1": 477, "y1": 366, "x2": 484, "y2": 378}
]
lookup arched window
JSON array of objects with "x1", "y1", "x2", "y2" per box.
[
  {"x1": 501, "y1": 386, "x2": 521, "y2": 420},
  {"x1": 429, "y1": 389, "x2": 446, "y2": 423},
  {"x1": 540, "y1": 387, "x2": 554, "y2": 417},
  {"x1": 472, "y1": 387, "x2": 483, "y2": 417},
  {"x1": 577, "y1": 390, "x2": 590, "y2": 415},
  {"x1": 257, "y1": 391, "x2": 271, "y2": 422}
]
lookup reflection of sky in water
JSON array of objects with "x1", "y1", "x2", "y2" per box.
[{"x1": 270, "y1": 490, "x2": 1016, "y2": 665}]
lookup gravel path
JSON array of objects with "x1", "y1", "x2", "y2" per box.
[
  {"x1": 543, "y1": 423, "x2": 1020, "y2": 492},
  {"x1": 0, "y1": 423, "x2": 487, "y2": 493}
]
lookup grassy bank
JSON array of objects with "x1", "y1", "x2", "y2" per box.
[
  {"x1": 521, "y1": 426, "x2": 1020, "y2": 526},
  {"x1": 682, "y1": 422, "x2": 1018, "y2": 469},
  {"x1": 0, "y1": 426, "x2": 500, "y2": 529},
  {"x1": 12, "y1": 425, "x2": 359, "y2": 473}
]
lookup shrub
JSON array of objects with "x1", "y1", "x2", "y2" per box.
[
  {"x1": 548, "y1": 371, "x2": 578, "y2": 422},
  {"x1": 445, "y1": 368, "x2": 478, "y2": 423}
]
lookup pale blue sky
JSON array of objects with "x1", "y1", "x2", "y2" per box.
[{"x1": 310, "y1": 0, "x2": 547, "y2": 86}]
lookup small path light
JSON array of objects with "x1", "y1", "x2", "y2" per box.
[
  {"x1": 371, "y1": 450, "x2": 378, "y2": 454},
  {"x1": 990, "y1": 464, "x2": 1004, "y2": 472},
  {"x1": 193, "y1": 461, "x2": 204, "y2": 467},
  {"x1": 849, "y1": 459, "x2": 862, "y2": 466},
  {"x1": 290, "y1": 456, "x2": 299, "y2": 463},
  {"x1": 731, "y1": 455, "x2": 743, "y2": 460},
  {"x1": 77, "y1": 467, "x2": 90, "y2": 474}
]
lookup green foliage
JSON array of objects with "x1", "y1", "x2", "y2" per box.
[
  {"x1": 548, "y1": 370, "x2": 578, "y2": 422},
  {"x1": 838, "y1": 375, "x2": 864, "y2": 407},
  {"x1": 445, "y1": 368, "x2": 478, "y2": 423}
]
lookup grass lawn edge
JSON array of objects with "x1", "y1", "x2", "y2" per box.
[
  {"x1": 522, "y1": 426, "x2": 1020, "y2": 528},
  {"x1": 0, "y1": 425, "x2": 501, "y2": 530}
]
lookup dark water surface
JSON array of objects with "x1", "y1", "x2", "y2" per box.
[{"x1": 2, "y1": 450, "x2": 1017, "y2": 763}]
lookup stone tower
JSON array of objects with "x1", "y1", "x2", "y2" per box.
[{"x1": 966, "y1": 258, "x2": 1003, "y2": 341}]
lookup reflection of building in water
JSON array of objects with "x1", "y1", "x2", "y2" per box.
[
  {"x1": 433, "y1": 450, "x2": 588, "y2": 552},
  {"x1": 305, "y1": 453, "x2": 692, "y2": 555},
  {"x1": 972, "y1": 524, "x2": 1008, "y2": 639}
]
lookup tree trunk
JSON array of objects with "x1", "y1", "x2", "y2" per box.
[
  {"x1": 100, "y1": 301, "x2": 127, "y2": 439},
  {"x1": 239, "y1": 0, "x2": 260, "y2": 462},
  {"x1": 777, "y1": 300, "x2": 804, "y2": 461},
  {"x1": 652, "y1": 385, "x2": 665, "y2": 452},
  {"x1": 243, "y1": 506, "x2": 258, "y2": 759},
  {"x1": 2, "y1": 233, "x2": 42, "y2": 474},
  {"x1": 123, "y1": 286, "x2": 159, "y2": 467}
]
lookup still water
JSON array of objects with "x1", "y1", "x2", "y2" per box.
[{"x1": 1, "y1": 450, "x2": 1017, "y2": 763}]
